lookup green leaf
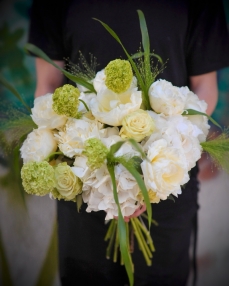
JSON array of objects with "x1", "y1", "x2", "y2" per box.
[
  {"x1": 107, "y1": 164, "x2": 134, "y2": 286},
  {"x1": 127, "y1": 138, "x2": 147, "y2": 160},
  {"x1": 93, "y1": 18, "x2": 150, "y2": 110},
  {"x1": 115, "y1": 157, "x2": 152, "y2": 229},
  {"x1": 76, "y1": 194, "x2": 83, "y2": 212},
  {"x1": 137, "y1": 10, "x2": 150, "y2": 56},
  {"x1": 167, "y1": 194, "x2": 175, "y2": 202},
  {"x1": 24, "y1": 43, "x2": 96, "y2": 93},
  {"x1": 109, "y1": 141, "x2": 125, "y2": 157},
  {"x1": 0, "y1": 74, "x2": 31, "y2": 113},
  {"x1": 182, "y1": 109, "x2": 222, "y2": 130},
  {"x1": 128, "y1": 156, "x2": 143, "y2": 174}
]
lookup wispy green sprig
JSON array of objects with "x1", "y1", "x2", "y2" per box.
[
  {"x1": 201, "y1": 129, "x2": 229, "y2": 173},
  {"x1": 64, "y1": 51, "x2": 97, "y2": 82}
]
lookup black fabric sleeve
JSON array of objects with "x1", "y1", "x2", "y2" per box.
[
  {"x1": 28, "y1": 0, "x2": 66, "y2": 60},
  {"x1": 186, "y1": 0, "x2": 229, "y2": 76}
]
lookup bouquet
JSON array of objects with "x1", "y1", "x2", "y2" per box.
[{"x1": 1, "y1": 10, "x2": 229, "y2": 286}]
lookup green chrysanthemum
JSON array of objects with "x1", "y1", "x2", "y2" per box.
[
  {"x1": 52, "y1": 84, "x2": 80, "y2": 118},
  {"x1": 53, "y1": 162, "x2": 82, "y2": 201},
  {"x1": 104, "y1": 59, "x2": 133, "y2": 93},
  {"x1": 21, "y1": 161, "x2": 55, "y2": 196},
  {"x1": 83, "y1": 138, "x2": 109, "y2": 170}
]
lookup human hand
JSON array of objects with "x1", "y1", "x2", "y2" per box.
[{"x1": 114, "y1": 204, "x2": 146, "y2": 222}]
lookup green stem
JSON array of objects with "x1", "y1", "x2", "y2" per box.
[
  {"x1": 104, "y1": 219, "x2": 116, "y2": 241},
  {"x1": 113, "y1": 223, "x2": 119, "y2": 263},
  {"x1": 130, "y1": 218, "x2": 151, "y2": 266},
  {"x1": 106, "y1": 221, "x2": 117, "y2": 259},
  {"x1": 134, "y1": 218, "x2": 152, "y2": 259},
  {"x1": 135, "y1": 218, "x2": 155, "y2": 254}
]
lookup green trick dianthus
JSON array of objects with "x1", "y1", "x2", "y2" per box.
[
  {"x1": 104, "y1": 59, "x2": 133, "y2": 93},
  {"x1": 52, "y1": 84, "x2": 80, "y2": 118},
  {"x1": 83, "y1": 138, "x2": 109, "y2": 170},
  {"x1": 21, "y1": 161, "x2": 55, "y2": 196}
]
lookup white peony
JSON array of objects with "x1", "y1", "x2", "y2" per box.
[
  {"x1": 82, "y1": 164, "x2": 140, "y2": 220},
  {"x1": 55, "y1": 117, "x2": 104, "y2": 158},
  {"x1": 141, "y1": 139, "x2": 189, "y2": 200},
  {"x1": 90, "y1": 86, "x2": 142, "y2": 126},
  {"x1": 78, "y1": 91, "x2": 96, "y2": 114},
  {"x1": 20, "y1": 128, "x2": 57, "y2": 163},
  {"x1": 144, "y1": 112, "x2": 203, "y2": 170},
  {"x1": 31, "y1": 93, "x2": 67, "y2": 129},
  {"x1": 148, "y1": 79, "x2": 186, "y2": 115}
]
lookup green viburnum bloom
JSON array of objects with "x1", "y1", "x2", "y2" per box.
[
  {"x1": 83, "y1": 138, "x2": 108, "y2": 170},
  {"x1": 52, "y1": 84, "x2": 80, "y2": 118},
  {"x1": 21, "y1": 161, "x2": 55, "y2": 196},
  {"x1": 53, "y1": 162, "x2": 82, "y2": 201},
  {"x1": 104, "y1": 59, "x2": 133, "y2": 94}
]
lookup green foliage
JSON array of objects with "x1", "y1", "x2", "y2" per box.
[{"x1": 201, "y1": 130, "x2": 229, "y2": 173}]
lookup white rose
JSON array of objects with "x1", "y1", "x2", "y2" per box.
[
  {"x1": 120, "y1": 109, "x2": 155, "y2": 142},
  {"x1": 20, "y1": 128, "x2": 57, "y2": 163},
  {"x1": 148, "y1": 79, "x2": 186, "y2": 115},
  {"x1": 31, "y1": 93, "x2": 67, "y2": 129},
  {"x1": 141, "y1": 139, "x2": 189, "y2": 200},
  {"x1": 90, "y1": 87, "x2": 142, "y2": 126}
]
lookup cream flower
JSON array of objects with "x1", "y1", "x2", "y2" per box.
[
  {"x1": 20, "y1": 128, "x2": 57, "y2": 163},
  {"x1": 55, "y1": 117, "x2": 104, "y2": 158},
  {"x1": 82, "y1": 164, "x2": 140, "y2": 220},
  {"x1": 143, "y1": 112, "x2": 202, "y2": 170},
  {"x1": 120, "y1": 109, "x2": 155, "y2": 142},
  {"x1": 182, "y1": 87, "x2": 210, "y2": 142},
  {"x1": 31, "y1": 93, "x2": 67, "y2": 129},
  {"x1": 53, "y1": 162, "x2": 82, "y2": 201},
  {"x1": 148, "y1": 79, "x2": 186, "y2": 115},
  {"x1": 90, "y1": 86, "x2": 142, "y2": 126},
  {"x1": 141, "y1": 139, "x2": 189, "y2": 200}
]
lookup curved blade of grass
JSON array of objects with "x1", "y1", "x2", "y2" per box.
[
  {"x1": 131, "y1": 51, "x2": 163, "y2": 63},
  {"x1": 93, "y1": 18, "x2": 150, "y2": 110},
  {"x1": 107, "y1": 164, "x2": 134, "y2": 286},
  {"x1": 137, "y1": 10, "x2": 150, "y2": 55},
  {"x1": 182, "y1": 109, "x2": 222, "y2": 129},
  {"x1": 0, "y1": 75, "x2": 31, "y2": 113},
  {"x1": 115, "y1": 157, "x2": 152, "y2": 229},
  {"x1": 24, "y1": 43, "x2": 96, "y2": 93}
]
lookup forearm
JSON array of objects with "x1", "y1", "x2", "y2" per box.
[
  {"x1": 35, "y1": 58, "x2": 65, "y2": 97},
  {"x1": 189, "y1": 71, "x2": 218, "y2": 116}
]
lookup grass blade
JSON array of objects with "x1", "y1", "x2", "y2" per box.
[{"x1": 24, "y1": 43, "x2": 96, "y2": 93}]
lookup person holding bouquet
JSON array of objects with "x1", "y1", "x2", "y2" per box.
[{"x1": 28, "y1": 0, "x2": 229, "y2": 285}]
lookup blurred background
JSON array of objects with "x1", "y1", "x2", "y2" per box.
[{"x1": 0, "y1": 0, "x2": 229, "y2": 285}]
